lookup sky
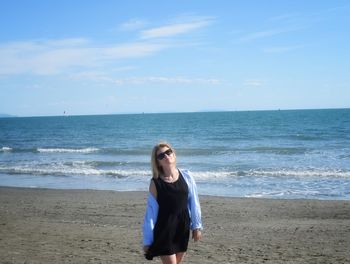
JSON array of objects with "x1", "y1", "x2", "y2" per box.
[{"x1": 0, "y1": 0, "x2": 349, "y2": 117}]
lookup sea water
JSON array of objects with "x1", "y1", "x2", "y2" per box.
[{"x1": 1, "y1": 109, "x2": 350, "y2": 200}]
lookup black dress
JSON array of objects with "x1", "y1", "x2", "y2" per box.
[{"x1": 146, "y1": 171, "x2": 190, "y2": 259}]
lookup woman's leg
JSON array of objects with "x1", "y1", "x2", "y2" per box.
[
  {"x1": 176, "y1": 252, "x2": 186, "y2": 263},
  {"x1": 160, "y1": 254, "x2": 177, "y2": 264},
  {"x1": 160, "y1": 252, "x2": 186, "y2": 264}
]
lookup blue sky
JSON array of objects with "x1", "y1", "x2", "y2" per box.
[{"x1": 0, "y1": 1, "x2": 349, "y2": 116}]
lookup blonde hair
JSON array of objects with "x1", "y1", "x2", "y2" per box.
[{"x1": 151, "y1": 141, "x2": 175, "y2": 179}]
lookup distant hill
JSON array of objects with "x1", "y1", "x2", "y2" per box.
[{"x1": 0, "y1": 113, "x2": 16, "y2": 118}]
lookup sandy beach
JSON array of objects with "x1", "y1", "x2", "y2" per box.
[{"x1": 0, "y1": 187, "x2": 349, "y2": 263}]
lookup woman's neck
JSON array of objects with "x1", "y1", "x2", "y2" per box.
[{"x1": 161, "y1": 166, "x2": 178, "y2": 179}]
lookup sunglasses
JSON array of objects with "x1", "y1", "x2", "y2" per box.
[{"x1": 156, "y1": 149, "x2": 173, "y2": 160}]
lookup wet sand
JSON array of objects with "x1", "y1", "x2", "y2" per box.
[{"x1": 0, "y1": 187, "x2": 349, "y2": 263}]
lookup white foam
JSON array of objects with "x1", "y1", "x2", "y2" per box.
[
  {"x1": 245, "y1": 189, "x2": 322, "y2": 199},
  {"x1": 190, "y1": 171, "x2": 233, "y2": 179},
  {"x1": 37, "y1": 147, "x2": 99, "y2": 153},
  {"x1": 1, "y1": 147, "x2": 12, "y2": 152},
  {"x1": 0, "y1": 164, "x2": 150, "y2": 178},
  {"x1": 247, "y1": 168, "x2": 350, "y2": 178},
  {"x1": 188, "y1": 168, "x2": 350, "y2": 180},
  {"x1": 1, "y1": 163, "x2": 349, "y2": 181}
]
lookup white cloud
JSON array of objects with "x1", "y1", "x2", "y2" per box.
[
  {"x1": 71, "y1": 72, "x2": 221, "y2": 86},
  {"x1": 140, "y1": 18, "x2": 213, "y2": 39},
  {"x1": 243, "y1": 79, "x2": 264, "y2": 87},
  {"x1": 0, "y1": 39, "x2": 168, "y2": 75},
  {"x1": 100, "y1": 42, "x2": 166, "y2": 59},
  {"x1": 0, "y1": 16, "x2": 213, "y2": 76},
  {"x1": 263, "y1": 45, "x2": 304, "y2": 53},
  {"x1": 70, "y1": 71, "x2": 115, "y2": 83},
  {"x1": 121, "y1": 76, "x2": 221, "y2": 85},
  {"x1": 234, "y1": 23, "x2": 306, "y2": 44},
  {"x1": 237, "y1": 28, "x2": 298, "y2": 43},
  {"x1": 268, "y1": 13, "x2": 301, "y2": 22},
  {"x1": 118, "y1": 18, "x2": 148, "y2": 31},
  {"x1": 111, "y1": 66, "x2": 137, "y2": 72},
  {"x1": 44, "y1": 38, "x2": 90, "y2": 47}
]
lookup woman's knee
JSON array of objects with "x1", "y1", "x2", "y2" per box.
[
  {"x1": 160, "y1": 254, "x2": 177, "y2": 264},
  {"x1": 176, "y1": 252, "x2": 186, "y2": 264}
]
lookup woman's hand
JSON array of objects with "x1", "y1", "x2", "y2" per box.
[
  {"x1": 143, "y1": 246, "x2": 149, "y2": 253},
  {"x1": 192, "y1": 229, "x2": 202, "y2": 242}
]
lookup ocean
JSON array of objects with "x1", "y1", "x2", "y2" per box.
[{"x1": 1, "y1": 109, "x2": 350, "y2": 200}]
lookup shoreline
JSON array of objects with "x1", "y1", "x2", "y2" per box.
[
  {"x1": 1, "y1": 184, "x2": 349, "y2": 201},
  {"x1": 1, "y1": 186, "x2": 349, "y2": 263}
]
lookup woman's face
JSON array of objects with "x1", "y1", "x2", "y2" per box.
[{"x1": 156, "y1": 146, "x2": 176, "y2": 167}]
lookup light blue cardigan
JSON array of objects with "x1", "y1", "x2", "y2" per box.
[{"x1": 142, "y1": 169, "x2": 203, "y2": 246}]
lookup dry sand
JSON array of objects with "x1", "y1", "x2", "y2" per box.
[{"x1": 0, "y1": 187, "x2": 349, "y2": 263}]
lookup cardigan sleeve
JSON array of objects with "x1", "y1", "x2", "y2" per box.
[
  {"x1": 182, "y1": 170, "x2": 203, "y2": 230},
  {"x1": 142, "y1": 192, "x2": 159, "y2": 246}
]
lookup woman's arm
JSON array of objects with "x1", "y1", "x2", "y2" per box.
[{"x1": 149, "y1": 179, "x2": 157, "y2": 199}]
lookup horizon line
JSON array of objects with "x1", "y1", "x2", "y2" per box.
[{"x1": 1, "y1": 107, "x2": 349, "y2": 119}]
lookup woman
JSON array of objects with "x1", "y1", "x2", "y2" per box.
[{"x1": 142, "y1": 142, "x2": 203, "y2": 263}]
